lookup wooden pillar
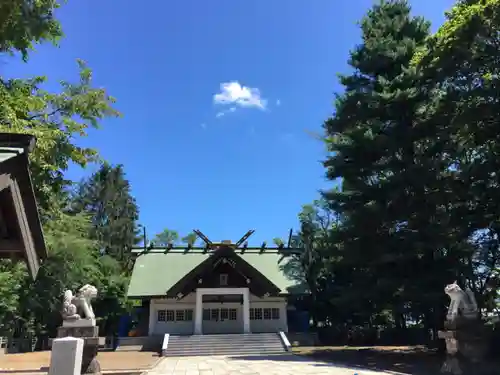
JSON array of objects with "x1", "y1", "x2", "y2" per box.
[{"x1": 243, "y1": 288, "x2": 250, "y2": 333}]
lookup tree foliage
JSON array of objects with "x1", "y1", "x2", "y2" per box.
[
  {"x1": 71, "y1": 163, "x2": 141, "y2": 270},
  {"x1": 0, "y1": 0, "x2": 131, "y2": 340},
  {"x1": 0, "y1": 260, "x2": 28, "y2": 336},
  {"x1": 181, "y1": 232, "x2": 198, "y2": 246},
  {"x1": 153, "y1": 228, "x2": 180, "y2": 246},
  {"x1": 0, "y1": 0, "x2": 63, "y2": 60},
  {"x1": 0, "y1": 61, "x2": 120, "y2": 216},
  {"x1": 288, "y1": 0, "x2": 500, "y2": 344},
  {"x1": 3, "y1": 0, "x2": 500, "y2": 347}
]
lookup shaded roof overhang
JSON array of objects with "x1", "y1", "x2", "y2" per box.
[{"x1": 0, "y1": 133, "x2": 46, "y2": 278}]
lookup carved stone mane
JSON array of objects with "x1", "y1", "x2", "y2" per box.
[{"x1": 61, "y1": 284, "x2": 98, "y2": 323}]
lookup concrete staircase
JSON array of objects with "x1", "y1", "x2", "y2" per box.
[
  {"x1": 115, "y1": 335, "x2": 162, "y2": 352},
  {"x1": 163, "y1": 333, "x2": 288, "y2": 357}
]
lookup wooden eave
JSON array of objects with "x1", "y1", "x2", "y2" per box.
[{"x1": 0, "y1": 134, "x2": 46, "y2": 279}]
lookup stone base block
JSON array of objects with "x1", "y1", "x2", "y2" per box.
[
  {"x1": 63, "y1": 318, "x2": 96, "y2": 328},
  {"x1": 439, "y1": 328, "x2": 488, "y2": 362},
  {"x1": 55, "y1": 324, "x2": 101, "y2": 374},
  {"x1": 49, "y1": 337, "x2": 84, "y2": 375},
  {"x1": 58, "y1": 325, "x2": 99, "y2": 339}
]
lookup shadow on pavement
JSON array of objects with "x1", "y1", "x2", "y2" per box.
[{"x1": 228, "y1": 348, "x2": 444, "y2": 375}]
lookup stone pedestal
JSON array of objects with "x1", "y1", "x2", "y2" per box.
[
  {"x1": 57, "y1": 321, "x2": 101, "y2": 375},
  {"x1": 438, "y1": 317, "x2": 490, "y2": 375},
  {"x1": 49, "y1": 337, "x2": 84, "y2": 375}
]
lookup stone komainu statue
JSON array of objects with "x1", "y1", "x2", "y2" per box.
[
  {"x1": 61, "y1": 284, "x2": 98, "y2": 321},
  {"x1": 444, "y1": 281, "x2": 478, "y2": 322}
]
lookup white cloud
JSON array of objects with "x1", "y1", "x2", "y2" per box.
[
  {"x1": 276, "y1": 99, "x2": 281, "y2": 106},
  {"x1": 213, "y1": 81, "x2": 267, "y2": 110},
  {"x1": 200, "y1": 123, "x2": 207, "y2": 129}
]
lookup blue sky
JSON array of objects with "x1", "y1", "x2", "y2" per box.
[{"x1": 4, "y1": 0, "x2": 455, "y2": 245}]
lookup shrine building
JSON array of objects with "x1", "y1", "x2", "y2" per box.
[{"x1": 127, "y1": 230, "x2": 306, "y2": 336}]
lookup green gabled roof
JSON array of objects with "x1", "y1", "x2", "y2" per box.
[{"x1": 127, "y1": 250, "x2": 303, "y2": 298}]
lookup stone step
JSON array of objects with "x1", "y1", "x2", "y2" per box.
[
  {"x1": 170, "y1": 333, "x2": 277, "y2": 340},
  {"x1": 166, "y1": 347, "x2": 285, "y2": 354},
  {"x1": 167, "y1": 341, "x2": 283, "y2": 348},
  {"x1": 163, "y1": 333, "x2": 287, "y2": 357},
  {"x1": 169, "y1": 334, "x2": 279, "y2": 341},
  {"x1": 166, "y1": 350, "x2": 285, "y2": 357},
  {"x1": 115, "y1": 345, "x2": 144, "y2": 351},
  {"x1": 167, "y1": 343, "x2": 283, "y2": 350},
  {"x1": 166, "y1": 345, "x2": 283, "y2": 351},
  {"x1": 168, "y1": 337, "x2": 283, "y2": 344},
  {"x1": 168, "y1": 337, "x2": 279, "y2": 344}
]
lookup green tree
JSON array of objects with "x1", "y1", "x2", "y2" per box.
[
  {"x1": 17, "y1": 212, "x2": 132, "y2": 338},
  {"x1": 0, "y1": 260, "x2": 28, "y2": 336},
  {"x1": 0, "y1": 0, "x2": 63, "y2": 60},
  {"x1": 1, "y1": 59, "x2": 123, "y2": 339},
  {"x1": 71, "y1": 163, "x2": 141, "y2": 270},
  {"x1": 0, "y1": 61, "x2": 120, "y2": 217},
  {"x1": 272, "y1": 238, "x2": 284, "y2": 246},
  {"x1": 412, "y1": 0, "x2": 500, "y2": 312},
  {"x1": 322, "y1": 0, "x2": 448, "y2": 333},
  {"x1": 181, "y1": 232, "x2": 198, "y2": 246},
  {"x1": 282, "y1": 199, "x2": 335, "y2": 327},
  {"x1": 19, "y1": 213, "x2": 101, "y2": 337},
  {"x1": 153, "y1": 228, "x2": 179, "y2": 246},
  {"x1": 0, "y1": 0, "x2": 128, "y2": 340},
  {"x1": 92, "y1": 255, "x2": 133, "y2": 336},
  {"x1": 0, "y1": 1, "x2": 118, "y2": 217}
]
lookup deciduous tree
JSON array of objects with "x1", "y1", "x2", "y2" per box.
[
  {"x1": 153, "y1": 228, "x2": 180, "y2": 246},
  {"x1": 0, "y1": 0, "x2": 63, "y2": 60}
]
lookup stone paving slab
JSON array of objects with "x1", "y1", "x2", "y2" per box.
[
  {"x1": 148, "y1": 354, "x2": 396, "y2": 375},
  {"x1": 0, "y1": 351, "x2": 160, "y2": 374}
]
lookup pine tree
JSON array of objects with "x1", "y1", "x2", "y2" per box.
[
  {"x1": 323, "y1": 0, "x2": 438, "y2": 329},
  {"x1": 71, "y1": 163, "x2": 141, "y2": 270}
]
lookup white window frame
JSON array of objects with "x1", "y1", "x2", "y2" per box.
[
  {"x1": 157, "y1": 310, "x2": 166, "y2": 322},
  {"x1": 229, "y1": 308, "x2": 237, "y2": 321},
  {"x1": 176, "y1": 310, "x2": 185, "y2": 321},
  {"x1": 254, "y1": 308, "x2": 263, "y2": 320},
  {"x1": 166, "y1": 310, "x2": 175, "y2": 322},
  {"x1": 263, "y1": 308, "x2": 271, "y2": 320}
]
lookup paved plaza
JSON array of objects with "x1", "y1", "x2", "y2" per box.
[{"x1": 148, "y1": 354, "x2": 394, "y2": 375}]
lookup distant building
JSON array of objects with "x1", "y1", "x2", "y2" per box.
[
  {"x1": 0, "y1": 133, "x2": 46, "y2": 278},
  {"x1": 127, "y1": 241, "x2": 306, "y2": 336}
]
